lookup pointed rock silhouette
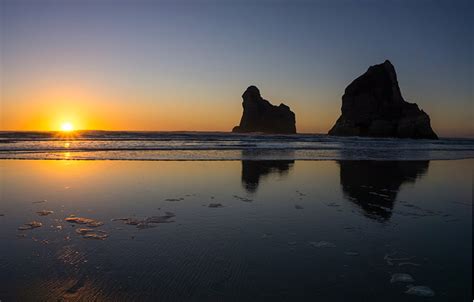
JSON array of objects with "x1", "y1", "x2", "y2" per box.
[
  {"x1": 232, "y1": 86, "x2": 296, "y2": 134},
  {"x1": 329, "y1": 60, "x2": 438, "y2": 139}
]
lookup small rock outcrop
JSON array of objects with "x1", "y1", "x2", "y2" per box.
[
  {"x1": 328, "y1": 60, "x2": 438, "y2": 139},
  {"x1": 232, "y1": 86, "x2": 296, "y2": 134}
]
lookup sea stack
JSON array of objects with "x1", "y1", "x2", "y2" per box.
[
  {"x1": 232, "y1": 86, "x2": 296, "y2": 134},
  {"x1": 328, "y1": 60, "x2": 438, "y2": 139}
]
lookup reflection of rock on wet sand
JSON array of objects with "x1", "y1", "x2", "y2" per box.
[
  {"x1": 338, "y1": 161, "x2": 429, "y2": 221},
  {"x1": 241, "y1": 160, "x2": 294, "y2": 193}
]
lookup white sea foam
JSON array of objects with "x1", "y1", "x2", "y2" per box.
[{"x1": 1, "y1": 131, "x2": 473, "y2": 160}]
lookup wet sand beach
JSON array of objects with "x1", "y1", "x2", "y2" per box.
[{"x1": 0, "y1": 159, "x2": 471, "y2": 301}]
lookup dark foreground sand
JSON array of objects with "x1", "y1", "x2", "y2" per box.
[{"x1": 0, "y1": 159, "x2": 472, "y2": 301}]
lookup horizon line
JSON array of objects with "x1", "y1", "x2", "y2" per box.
[{"x1": 0, "y1": 129, "x2": 472, "y2": 139}]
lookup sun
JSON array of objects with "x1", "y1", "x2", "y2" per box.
[{"x1": 60, "y1": 122, "x2": 74, "y2": 132}]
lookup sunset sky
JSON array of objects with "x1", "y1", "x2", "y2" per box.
[{"x1": 1, "y1": 0, "x2": 472, "y2": 137}]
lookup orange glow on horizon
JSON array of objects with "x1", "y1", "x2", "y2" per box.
[{"x1": 1, "y1": 79, "x2": 470, "y2": 137}]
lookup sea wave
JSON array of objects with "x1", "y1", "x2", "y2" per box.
[{"x1": 0, "y1": 131, "x2": 473, "y2": 160}]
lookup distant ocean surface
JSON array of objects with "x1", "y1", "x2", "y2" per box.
[{"x1": 0, "y1": 131, "x2": 473, "y2": 160}]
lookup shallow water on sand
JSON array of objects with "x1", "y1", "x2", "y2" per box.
[{"x1": 0, "y1": 159, "x2": 472, "y2": 301}]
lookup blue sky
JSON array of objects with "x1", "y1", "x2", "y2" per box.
[{"x1": 1, "y1": 0, "x2": 472, "y2": 136}]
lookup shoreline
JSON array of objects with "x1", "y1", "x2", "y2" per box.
[
  {"x1": 1, "y1": 130, "x2": 473, "y2": 140},
  {"x1": 2, "y1": 132, "x2": 473, "y2": 161},
  {"x1": 1, "y1": 157, "x2": 473, "y2": 162}
]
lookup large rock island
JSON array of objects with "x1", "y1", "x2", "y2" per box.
[
  {"x1": 232, "y1": 86, "x2": 296, "y2": 134},
  {"x1": 328, "y1": 60, "x2": 438, "y2": 139}
]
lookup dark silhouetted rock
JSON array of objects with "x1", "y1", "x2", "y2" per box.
[
  {"x1": 329, "y1": 60, "x2": 438, "y2": 139},
  {"x1": 232, "y1": 86, "x2": 296, "y2": 134}
]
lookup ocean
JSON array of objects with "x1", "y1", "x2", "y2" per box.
[
  {"x1": 0, "y1": 132, "x2": 472, "y2": 301},
  {"x1": 1, "y1": 131, "x2": 473, "y2": 160}
]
